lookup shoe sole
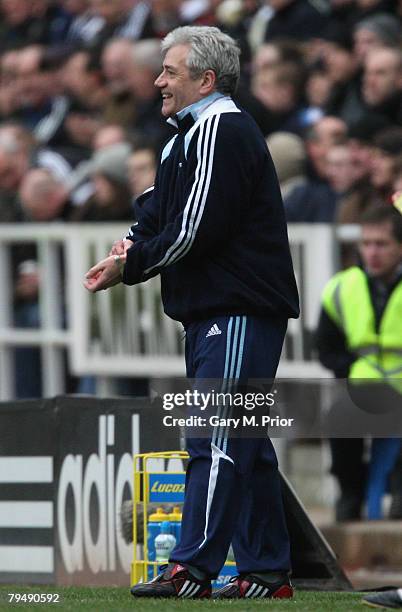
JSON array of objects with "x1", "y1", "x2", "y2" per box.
[
  {"x1": 213, "y1": 585, "x2": 293, "y2": 600},
  {"x1": 131, "y1": 588, "x2": 211, "y2": 599},
  {"x1": 362, "y1": 598, "x2": 398, "y2": 609}
]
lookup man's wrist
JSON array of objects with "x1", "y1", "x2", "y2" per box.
[{"x1": 113, "y1": 254, "x2": 126, "y2": 275}]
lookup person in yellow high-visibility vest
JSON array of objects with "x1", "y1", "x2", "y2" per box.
[{"x1": 317, "y1": 205, "x2": 402, "y2": 521}]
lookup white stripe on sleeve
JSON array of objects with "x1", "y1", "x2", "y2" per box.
[{"x1": 144, "y1": 114, "x2": 219, "y2": 274}]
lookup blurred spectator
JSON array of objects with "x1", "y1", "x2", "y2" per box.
[
  {"x1": 305, "y1": 116, "x2": 347, "y2": 182},
  {"x1": 330, "y1": 0, "x2": 358, "y2": 24},
  {"x1": 214, "y1": 0, "x2": 260, "y2": 68},
  {"x1": 0, "y1": 124, "x2": 32, "y2": 202},
  {"x1": 282, "y1": 117, "x2": 347, "y2": 222},
  {"x1": 56, "y1": 98, "x2": 102, "y2": 164},
  {"x1": 32, "y1": 52, "x2": 85, "y2": 147},
  {"x1": 93, "y1": 123, "x2": 127, "y2": 150},
  {"x1": 102, "y1": 38, "x2": 167, "y2": 144},
  {"x1": 13, "y1": 255, "x2": 43, "y2": 398},
  {"x1": 282, "y1": 176, "x2": 337, "y2": 223},
  {"x1": 71, "y1": 142, "x2": 133, "y2": 221},
  {"x1": 250, "y1": 60, "x2": 312, "y2": 135},
  {"x1": 59, "y1": 49, "x2": 106, "y2": 111},
  {"x1": 352, "y1": 0, "x2": 396, "y2": 22},
  {"x1": 41, "y1": 50, "x2": 107, "y2": 162},
  {"x1": 89, "y1": 0, "x2": 153, "y2": 53},
  {"x1": 0, "y1": 122, "x2": 72, "y2": 219},
  {"x1": 326, "y1": 144, "x2": 356, "y2": 197},
  {"x1": 337, "y1": 113, "x2": 390, "y2": 224},
  {"x1": 305, "y1": 68, "x2": 332, "y2": 111},
  {"x1": 125, "y1": 38, "x2": 173, "y2": 146},
  {"x1": 266, "y1": 131, "x2": 306, "y2": 199},
  {"x1": 244, "y1": 0, "x2": 274, "y2": 52},
  {"x1": 354, "y1": 13, "x2": 401, "y2": 66},
  {"x1": 101, "y1": 37, "x2": 136, "y2": 127},
  {"x1": 13, "y1": 168, "x2": 76, "y2": 398},
  {"x1": 0, "y1": 45, "x2": 60, "y2": 130},
  {"x1": 62, "y1": 0, "x2": 105, "y2": 47},
  {"x1": 127, "y1": 146, "x2": 157, "y2": 199},
  {"x1": 0, "y1": 0, "x2": 71, "y2": 52},
  {"x1": 348, "y1": 114, "x2": 390, "y2": 185},
  {"x1": 236, "y1": 39, "x2": 313, "y2": 134},
  {"x1": 320, "y1": 23, "x2": 362, "y2": 125},
  {"x1": 316, "y1": 206, "x2": 402, "y2": 520},
  {"x1": 101, "y1": 38, "x2": 169, "y2": 145},
  {"x1": 370, "y1": 127, "x2": 402, "y2": 204},
  {"x1": 151, "y1": 0, "x2": 182, "y2": 38},
  {"x1": 362, "y1": 47, "x2": 402, "y2": 124},
  {"x1": 19, "y1": 167, "x2": 73, "y2": 221},
  {"x1": 321, "y1": 22, "x2": 357, "y2": 85},
  {"x1": 251, "y1": 39, "x2": 304, "y2": 74},
  {"x1": 264, "y1": 0, "x2": 329, "y2": 43}
]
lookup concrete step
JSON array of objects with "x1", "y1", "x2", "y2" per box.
[
  {"x1": 286, "y1": 442, "x2": 336, "y2": 508},
  {"x1": 346, "y1": 567, "x2": 402, "y2": 590},
  {"x1": 321, "y1": 521, "x2": 402, "y2": 569}
]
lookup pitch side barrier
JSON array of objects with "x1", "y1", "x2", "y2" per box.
[
  {"x1": 0, "y1": 396, "x2": 351, "y2": 590},
  {"x1": 0, "y1": 396, "x2": 179, "y2": 585},
  {"x1": 0, "y1": 223, "x2": 360, "y2": 400}
]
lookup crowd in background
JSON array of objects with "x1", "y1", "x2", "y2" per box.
[
  {"x1": 0, "y1": 0, "x2": 401, "y2": 382},
  {"x1": 0, "y1": 0, "x2": 401, "y2": 232}
]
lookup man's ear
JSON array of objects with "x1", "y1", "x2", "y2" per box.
[{"x1": 200, "y1": 69, "x2": 216, "y2": 95}]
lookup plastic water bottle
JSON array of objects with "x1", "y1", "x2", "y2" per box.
[
  {"x1": 147, "y1": 507, "x2": 167, "y2": 578},
  {"x1": 168, "y1": 506, "x2": 182, "y2": 545},
  {"x1": 155, "y1": 521, "x2": 176, "y2": 562}
]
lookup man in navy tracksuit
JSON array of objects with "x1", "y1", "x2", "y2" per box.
[{"x1": 85, "y1": 25, "x2": 299, "y2": 599}]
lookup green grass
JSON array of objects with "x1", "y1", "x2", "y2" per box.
[{"x1": 0, "y1": 586, "x2": 365, "y2": 611}]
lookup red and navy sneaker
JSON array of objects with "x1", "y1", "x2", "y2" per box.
[
  {"x1": 213, "y1": 573, "x2": 293, "y2": 599},
  {"x1": 130, "y1": 563, "x2": 212, "y2": 599}
]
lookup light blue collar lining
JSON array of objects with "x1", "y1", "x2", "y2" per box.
[
  {"x1": 167, "y1": 92, "x2": 228, "y2": 128},
  {"x1": 176, "y1": 92, "x2": 225, "y2": 122}
]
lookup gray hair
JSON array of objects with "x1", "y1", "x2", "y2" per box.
[
  {"x1": 354, "y1": 13, "x2": 401, "y2": 48},
  {"x1": 161, "y1": 26, "x2": 240, "y2": 95}
]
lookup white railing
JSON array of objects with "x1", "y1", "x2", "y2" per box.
[{"x1": 0, "y1": 223, "x2": 360, "y2": 400}]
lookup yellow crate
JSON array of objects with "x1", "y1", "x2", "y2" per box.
[
  {"x1": 130, "y1": 450, "x2": 236, "y2": 587},
  {"x1": 131, "y1": 450, "x2": 188, "y2": 585}
]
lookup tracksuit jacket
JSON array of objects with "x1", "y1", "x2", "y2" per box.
[{"x1": 123, "y1": 93, "x2": 299, "y2": 324}]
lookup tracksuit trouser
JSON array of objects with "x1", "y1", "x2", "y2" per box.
[{"x1": 170, "y1": 314, "x2": 291, "y2": 578}]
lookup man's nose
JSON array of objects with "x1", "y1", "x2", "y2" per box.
[{"x1": 154, "y1": 72, "x2": 165, "y2": 87}]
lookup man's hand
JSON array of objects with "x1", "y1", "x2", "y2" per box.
[
  {"x1": 85, "y1": 239, "x2": 134, "y2": 293},
  {"x1": 84, "y1": 254, "x2": 125, "y2": 293},
  {"x1": 109, "y1": 238, "x2": 134, "y2": 256}
]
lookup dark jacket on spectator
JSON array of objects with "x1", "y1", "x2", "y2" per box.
[
  {"x1": 284, "y1": 180, "x2": 338, "y2": 223},
  {"x1": 264, "y1": 0, "x2": 329, "y2": 42}
]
